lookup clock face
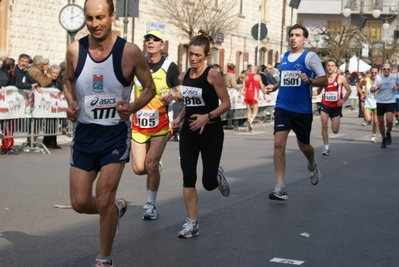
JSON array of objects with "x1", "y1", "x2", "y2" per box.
[{"x1": 59, "y1": 4, "x2": 85, "y2": 32}]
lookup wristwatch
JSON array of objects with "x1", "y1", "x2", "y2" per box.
[
  {"x1": 307, "y1": 78, "x2": 312, "y2": 85},
  {"x1": 208, "y1": 113, "x2": 213, "y2": 120}
]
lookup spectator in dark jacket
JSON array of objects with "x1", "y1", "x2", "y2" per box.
[{"x1": 14, "y1": 54, "x2": 40, "y2": 89}]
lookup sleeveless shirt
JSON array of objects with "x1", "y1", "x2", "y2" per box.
[
  {"x1": 244, "y1": 73, "x2": 259, "y2": 101},
  {"x1": 75, "y1": 36, "x2": 131, "y2": 125},
  {"x1": 321, "y1": 74, "x2": 342, "y2": 108},
  {"x1": 182, "y1": 66, "x2": 220, "y2": 122},
  {"x1": 276, "y1": 50, "x2": 314, "y2": 114},
  {"x1": 132, "y1": 58, "x2": 172, "y2": 133}
]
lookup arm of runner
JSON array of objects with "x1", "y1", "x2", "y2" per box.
[
  {"x1": 63, "y1": 41, "x2": 79, "y2": 122},
  {"x1": 118, "y1": 43, "x2": 155, "y2": 119},
  {"x1": 312, "y1": 87, "x2": 323, "y2": 96},
  {"x1": 338, "y1": 75, "x2": 352, "y2": 106},
  {"x1": 356, "y1": 79, "x2": 365, "y2": 99}
]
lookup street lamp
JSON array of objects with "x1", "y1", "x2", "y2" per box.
[
  {"x1": 372, "y1": 2, "x2": 399, "y2": 35},
  {"x1": 383, "y1": 19, "x2": 390, "y2": 30},
  {"x1": 342, "y1": 0, "x2": 352, "y2": 17},
  {"x1": 342, "y1": 0, "x2": 382, "y2": 19}
]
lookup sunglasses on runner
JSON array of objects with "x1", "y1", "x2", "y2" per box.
[
  {"x1": 144, "y1": 36, "x2": 162, "y2": 42},
  {"x1": 382, "y1": 68, "x2": 391, "y2": 71}
]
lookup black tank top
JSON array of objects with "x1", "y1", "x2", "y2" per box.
[{"x1": 182, "y1": 66, "x2": 220, "y2": 121}]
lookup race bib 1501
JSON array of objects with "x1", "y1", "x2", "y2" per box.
[{"x1": 280, "y1": 70, "x2": 301, "y2": 87}]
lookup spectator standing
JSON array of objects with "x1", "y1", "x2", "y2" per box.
[
  {"x1": 260, "y1": 64, "x2": 276, "y2": 86},
  {"x1": 224, "y1": 63, "x2": 241, "y2": 89},
  {"x1": 62, "y1": 0, "x2": 155, "y2": 266},
  {"x1": 42, "y1": 64, "x2": 62, "y2": 149},
  {"x1": 28, "y1": 55, "x2": 52, "y2": 88},
  {"x1": 0, "y1": 51, "x2": 8, "y2": 68},
  {"x1": 266, "y1": 24, "x2": 328, "y2": 200},
  {"x1": 57, "y1": 61, "x2": 71, "y2": 137},
  {"x1": 14, "y1": 54, "x2": 39, "y2": 89},
  {"x1": 171, "y1": 30, "x2": 231, "y2": 238},
  {"x1": 0, "y1": 58, "x2": 17, "y2": 154}
]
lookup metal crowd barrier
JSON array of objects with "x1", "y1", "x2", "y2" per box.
[{"x1": 0, "y1": 117, "x2": 72, "y2": 155}]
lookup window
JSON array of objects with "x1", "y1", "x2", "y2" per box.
[
  {"x1": 365, "y1": 21, "x2": 382, "y2": 45},
  {"x1": 178, "y1": 44, "x2": 190, "y2": 73},
  {"x1": 239, "y1": 0, "x2": 243, "y2": 15},
  {"x1": 261, "y1": 0, "x2": 267, "y2": 21},
  {"x1": 327, "y1": 20, "x2": 342, "y2": 36},
  {"x1": 211, "y1": 48, "x2": 219, "y2": 65}
]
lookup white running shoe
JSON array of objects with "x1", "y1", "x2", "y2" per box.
[
  {"x1": 142, "y1": 202, "x2": 158, "y2": 220},
  {"x1": 322, "y1": 147, "x2": 330, "y2": 156},
  {"x1": 308, "y1": 159, "x2": 320, "y2": 185},
  {"x1": 178, "y1": 218, "x2": 199, "y2": 238},
  {"x1": 218, "y1": 166, "x2": 231, "y2": 197},
  {"x1": 371, "y1": 135, "x2": 376, "y2": 143},
  {"x1": 114, "y1": 198, "x2": 127, "y2": 242},
  {"x1": 93, "y1": 259, "x2": 113, "y2": 267}
]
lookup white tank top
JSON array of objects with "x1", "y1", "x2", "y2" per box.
[
  {"x1": 75, "y1": 36, "x2": 132, "y2": 125},
  {"x1": 364, "y1": 77, "x2": 376, "y2": 109}
]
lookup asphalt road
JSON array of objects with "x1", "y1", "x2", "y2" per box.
[{"x1": 1, "y1": 109, "x2": 399, "y2": 267}]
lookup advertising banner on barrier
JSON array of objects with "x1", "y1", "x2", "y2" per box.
[
  {"x1": 0, "y1": 86, "x2": 68, "y2": 119},
  {"x1": 227, "y1": 88, "x2": 278, "y2": 109}
]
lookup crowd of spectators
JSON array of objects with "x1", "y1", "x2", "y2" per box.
[{"x1": 0, "y1": 51, "x2": 68, "y2": 154}]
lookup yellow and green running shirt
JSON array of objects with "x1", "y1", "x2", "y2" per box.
[{"x1": 132, "y1": 57, "x2": 180, "y2": 133}]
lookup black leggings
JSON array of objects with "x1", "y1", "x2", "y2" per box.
[{"x1": 179, "y1": 120, "x2": 224, "y2": 190}]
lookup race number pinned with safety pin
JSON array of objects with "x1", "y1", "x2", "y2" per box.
[
  {"x1": 181, "y1": 86, "x2": 205, "y2": 107},
  {"x1": 324, "y1": 91, "x2": 338, "y2": 101},
  {"x1": 85, "y1": 94, "x2": 121, "y2": 121},
  {"x1": 281, "y1": 70, "x2": 301, "y2": 87},
  {"x1": 136, "y1": 109, "x2": 159, "y2": 128}
]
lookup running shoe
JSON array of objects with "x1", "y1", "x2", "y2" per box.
[
  {"x1": 218, "y1": 166, "x2": 230, "y2": 197},
  {"x1": 268, "y1": 186, "x2": 288, "y2": 201},
  {"x1": 114, "y1": 198, "x2": 127, "y2": 241},
  {"x1": 142, "y1": 202, "x2": 158, "y2": 220},
  {"x1": 386, "y1": 132, "x2": 392, "y2": 145},
  {"x1": 159, "y1": 160, "x2": 164, "y2": 173},
  {"x1": 178, "y1": 218, "x2": 199, "y2": 238},
  {"x1": 322, "y1": 147, "x2": 330, "y2": 156},
  {"x1": 381, "y1": 138, "x2": 387, "y2": 148},
  {"x1": 308, "y1": 160, "x2": 320, "y2": 185},
  {"x1": 362, "y1": 121, "x2": 367, "y2": 126},
  {"x1": 93, "y1": 259, "x2": 113, "y2": 267},
  {"x1": 371, "y1": 135, "x2": 376, "y2": 143}
]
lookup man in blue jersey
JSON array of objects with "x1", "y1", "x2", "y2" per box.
[
  {"x1": 266, "y1": 24, "x2": 328, "y2": 201},
  {"x1": 63, "y1": 0, "x2": 155, "y2": 266}
]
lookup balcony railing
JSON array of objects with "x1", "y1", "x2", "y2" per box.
[{"x1": 343, "y1": 0, "x2": 399, "y2": 15}]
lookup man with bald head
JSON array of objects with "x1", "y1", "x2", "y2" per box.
[{"x1": 63, "y1": 0, "x2": 155, "y2": 266}]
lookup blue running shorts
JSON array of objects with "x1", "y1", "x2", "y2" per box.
[{"x1": 70, "y1": 121, "x2": 131, "y2": 172}]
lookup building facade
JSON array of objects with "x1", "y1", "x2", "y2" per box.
[
  {"x1": 298, "y1": 0, "x2": 399, "y2": 67},
  {"x1": 0, "y1": 0, "x2": 298, "y2": 77}
]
